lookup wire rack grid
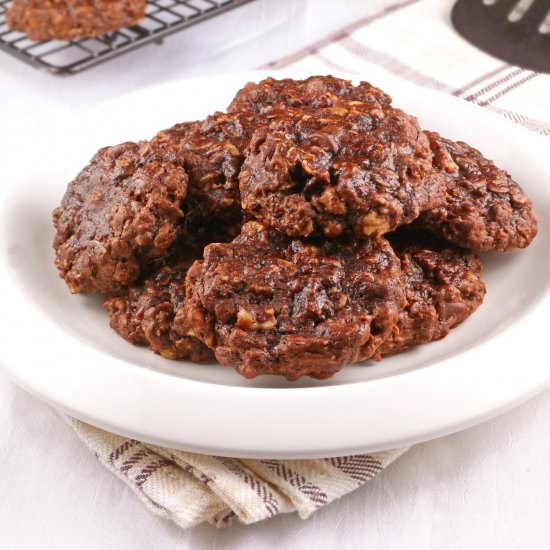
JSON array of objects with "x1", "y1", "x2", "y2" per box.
[{"x1": 0, "y1": 0, "x2": 254, "y2": 75}]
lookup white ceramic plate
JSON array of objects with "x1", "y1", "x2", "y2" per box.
[{"x1": 1, "y1": 70, "x2": 549, "y2": 458}]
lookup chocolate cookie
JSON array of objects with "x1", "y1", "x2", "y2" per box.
[
  {"x1": 153, "y1": 112, "x2": 262, "y2": 228},
  {"x1": 104, "y1": 261, "x2": 213, "y2": 363},
  {"x1": 6, "y1": 0, "x2": 147, "y2": 41},
  {"x1": 378, "y1": 228, "x2": 486, "y2": 357},
  {"x1": 420, "y1": 131, "x2": 537, "y2": 252},
  {"x1": 176, "y1": 221, "x2": 406, "y2": 380},
  {"x1": 237, "y1": 79, "x2": 440, "y2": 239},
  {"x1": 53, "y1": 140, "x2": 188, "y2": 295},
  {"x1": 228, "y1": 75, "x2": 391, "y2": 114}
]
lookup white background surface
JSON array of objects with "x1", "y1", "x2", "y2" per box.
[{"x1": 1, "y1": 0, "x2": 550, "y2": 548}]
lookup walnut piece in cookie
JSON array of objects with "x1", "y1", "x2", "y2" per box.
[
  {"x1": 420, "y1": 131, "x2": 537, "y2": 252},
  {"x1": 378, "y1": 227, "x2": 486, "y2": 357},
  {"x1": 104, "y1": 261, "x2": 213, "y2": 363},
  {"x1": 176, "y1": 221, "x2": 406, "y2": 380},
  {"x1": 6, "y1": 0, "x2": 147, "y2": 41},
  {"x1": 237, "y1": 78, "x2": 440, "y2": 239},
  {"x1": 53, "y1": 140, "x2": 188, "y2": 295}
]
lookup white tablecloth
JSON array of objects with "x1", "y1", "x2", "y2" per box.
[{"x1": 1, "y1": 1, "x2": 549, "y2": 547}]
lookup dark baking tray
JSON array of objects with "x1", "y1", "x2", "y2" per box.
[{"x1": 0, "y1": 0, "x2": 255, "y2": 75}]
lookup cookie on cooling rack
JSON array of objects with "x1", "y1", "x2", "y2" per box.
[{"x1": 6, "y1": 0, "x2": 147, "y2": 41}]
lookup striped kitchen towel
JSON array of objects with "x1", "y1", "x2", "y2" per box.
[
  {"x1": 68, "y1": 418, "x2": 407, "y2": 528},
  {"x1": 69, "y1": 0, "x2": 549, "y2": 529},
  {"x1": 269, "y1": 0, "x2": 550, "y2": 138}
]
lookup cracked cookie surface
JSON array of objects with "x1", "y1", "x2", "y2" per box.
[
  {"x1": 53, "y1": 140, "x2": 187, "y2": 295},
  {"x1": 177, "y1": 221, "x2": 405, "y2": 380},
  {"x1": 235, "y1": 77, "x2": 440, "y2": 239}
]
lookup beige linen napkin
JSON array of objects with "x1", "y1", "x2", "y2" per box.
[
  {"x1": 67, "y1": 418, "x2": 406, "y2": 528},
  {"x1": 68, "y1": 0, "x2": 550, "y2": 529}
]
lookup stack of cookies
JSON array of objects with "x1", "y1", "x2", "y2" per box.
[{"x1": 52, "y1": 76, "x2": 538, "y2": 380}]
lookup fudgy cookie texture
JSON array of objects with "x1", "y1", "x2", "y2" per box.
[
  {"x1": 5, "y1": 0, "x2": 147, "y2": 41},
  {"x1": 177, "y1": 221, "x2": 406, "y2": 380},
  {"x1": 51, "y1": 74, "x2": 537, "y2": 379},
  {"x1": 104, "y1": 261, "x2": 213, "y2": 363},
  {"x1": 228, "y1": 75, "x2": 392, "y2": 114},
  {"x1": 152, "y1": 120, "x2": 243, "y2": 254},
  {"x1": 378, "y1": 228, "x2": 486, "y2": 357},
  {"x1": 153, "y1": 112, "x2": 263, "y2": 229},
  {"x1": 53, "y1": 140, "x2": 188, "y2": 295},
  {"x1": 237, "y1": 78, "x2": 441, "y2": 239},
  {"x1": 420, "y1": 131, "x2": 537, "y2": 252}
]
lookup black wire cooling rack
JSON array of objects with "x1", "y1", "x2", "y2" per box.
[{"x1": 0, "y1": 0, "x2": 254, "y2": 75}]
